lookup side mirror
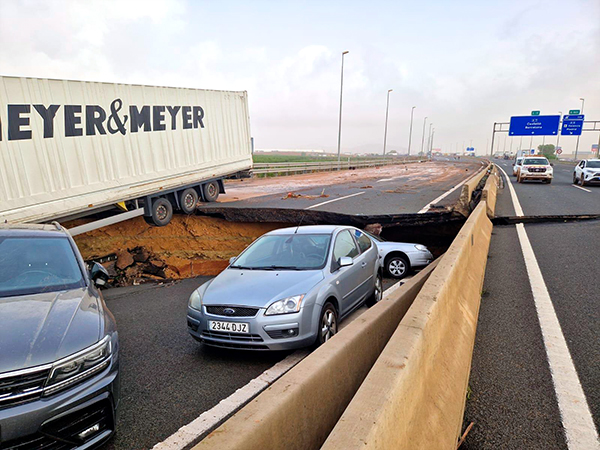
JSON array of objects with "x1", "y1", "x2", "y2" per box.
[
  {"x1": 229, "y1": 256, "x2": 237, "y2": 265},
  {"x1": 512, "y1": 163, "x2": 515, "y2": 166},
  {"x1": 550, "y1": 163, "x2": 554, "y2": 166},
  {"x1": 90, "y1": 262, "x2": 109, "y2": 287},
  {"x1": 338, "y1": 257, "x2": 353, "y2": 268}
]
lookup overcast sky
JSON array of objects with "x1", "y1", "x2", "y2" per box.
[{"x1": 1, "y1": 0, "x2": 599, "y2": 155}]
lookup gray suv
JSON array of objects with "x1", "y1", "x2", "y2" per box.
[
  {"x1": 0, "y1": 223, "x2": 119, "y2": 449},
  {"x1": 187, "y1": 225, "x2": 382, "y2": 350}
]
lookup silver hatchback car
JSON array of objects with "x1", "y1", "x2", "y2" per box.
[{"x1": 187, "y1": 225, "x2": 382, "y2": 350}]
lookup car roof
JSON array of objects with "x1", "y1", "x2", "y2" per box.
[
  {"x1": 266, "y1": 225, "x2": 348, "y2": 235},
  {"x1": 583, "y1": 159, "x2": 600, "y2": 162},
  {"x1": 0, "y1": 222, "x2": 69, "y2": 238}
]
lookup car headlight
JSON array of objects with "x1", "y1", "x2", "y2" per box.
[
  {"x1": 44, "y1": 336, "x2": 112, "y2": 396},
  {"x1": 414, "y1": 244, "x2": 429, "y2": 252},
  {"x1": 265, "y1": 294, "x2": 305, "y2": 316},
  {"x1": 189, "y1": 290, "x2": 202, "y2": 310}
]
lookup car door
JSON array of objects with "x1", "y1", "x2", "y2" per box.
[
  {"x1": 352, "y1": 229, "x2": 377, "y2": 300},
  {"x1": 330, "y1": 229, "x2": 362, "y2": 317}
]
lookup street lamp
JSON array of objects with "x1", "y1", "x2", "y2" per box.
[
  {"x1": 336, "y1": 51, "x2": 349, "y2": 168},
  {"x1": 420, "y1": 117, "x2": 428, "y2": 156},
  {"x1": 407, "y1": 106, "x2": 416, "y2": 156},
  {"x1": 575, "y1": 98, "x2": 584, "y2": 160},
  {"x1": 426, "y1": 123, "x2": 433, "y2": 158},
  {"x1": 383, "y1": 89, "x2": 393, "y2": 157},
  {"x1": 557, "y1": 111, "x2": 562, "y2": 150},
  {"x1": 429, "y1": 128, "x2": 435, "y2": 157}
]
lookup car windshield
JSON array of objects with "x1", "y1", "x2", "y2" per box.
[
  {"x1": 586, "y1": 161, "x2": 600, "y2": 168},
  {"x1": 0, "y1": 237, "x2": 85, "y2": 298},
  {"x1": 231, "y1": 234, "x2": 331, "y2": 270},
  {"x1": 523, "y1": 158, "x2": 549, "y2": 165}
]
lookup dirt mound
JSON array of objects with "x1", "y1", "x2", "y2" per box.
[{"x1": 71, "y1": 215, "x2": 281, "y2": 286}]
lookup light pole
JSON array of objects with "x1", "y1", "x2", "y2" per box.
[
  {"x1": 557, "y1": 111, "x2": 562, "y2": 150},
  {"x1": 426, "y1": 123, "x2": 433, "y2": 158},
  {"x1": 336, "y1": 51, "x2": 349, "y2": 168},
  {"x1": 420, "y1": 117, "x2": 428, "y2": 156},
  {"x1": 575, "y1": 98, "x2": 584, "y2": 160},
  {"x1": 407, "y1": 106, "x2": 416, "y2": 156},
  {"x1": 429, "y1": 128, "x2": 435, "y2": 157},
  {"x1": 382, "y1": 89, "x2": 393, "y2": 157}
]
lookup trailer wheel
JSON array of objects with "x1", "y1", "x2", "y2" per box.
[
  {"x1": 179, "y1": 188, "x2": 198, "y2": 214},
  {"x1": 203, "y1": 182, "x2": 219, "y2": 202},
  {"x1": 151, "y1": 198, "x2": 173, "y2": 226}
]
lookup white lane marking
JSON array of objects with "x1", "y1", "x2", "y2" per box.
[
  {"x1": 417, "y1": 167, "x2": 484, "y2": 213},
  {"x1": 305, "y1": 191, "x2": 364, "y2": 210},
  {"x1": 152, "y1": 281, "x2": 404, "y2": 450},
  {"x1": 498, "y1": 165, "x2": 600, "y2": 450},
  {"x1": 572, "y1": 184, "x2": 592, "y2": 193},
  {"x1": 375, "y1": 176, "x2": 401, "y2": 183}
]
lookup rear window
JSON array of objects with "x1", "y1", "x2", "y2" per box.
[{"x1": 0, "y1": 237, "x2": 85, "y2": 298}]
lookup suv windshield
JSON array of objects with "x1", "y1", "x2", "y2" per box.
[
  {"x1": 586, "y1": 161, "x2": 600, "y2": 169},
  {"x1": 523, "y1": 158, "x2": 549, "y2": 165},
  {"x1": 231, "y1": 234, "x2": 331, "y2": 270},
  {"x1": 0, "y1": 237, "x2": 85, "y2": 298}
]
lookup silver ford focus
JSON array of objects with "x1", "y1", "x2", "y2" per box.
[{"x1": 186, "y1": 225, "x2": 382, "y2": 350}]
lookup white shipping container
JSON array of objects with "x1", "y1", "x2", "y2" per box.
[{"x1": 0, "y1": 76, "x2": 252, "y2": 224}]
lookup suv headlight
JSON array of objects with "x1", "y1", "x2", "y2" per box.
[
  {"x1": 44, "y1": 336, "x2": 112, "y2": 396},
  {"x1": 189, "y1": 290, "x2": 202, "y2": 310},
  {"x1": 414, "y1": 244, "x2": 429, "y2": 252},
  {"x1": 265, "y1": 294, "x2": 304, "y2": 316}
]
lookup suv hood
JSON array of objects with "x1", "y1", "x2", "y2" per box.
[
  {"x1": 0, "y1": 288, "x2": 101, "y2": 373},
  {"x1": 203, "y1": 269, "x2": 324, "y2": 308}
]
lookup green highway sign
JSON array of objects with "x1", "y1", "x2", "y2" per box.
[
  {"x1": 531, "y1": 111, "x2": 540, "y2": 116},
  {"x1": 569, "y1": 109, "x2": 580, "y2": 114}
]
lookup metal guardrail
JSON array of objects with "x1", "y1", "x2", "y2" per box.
[{"x1": 252, "y1": 158, "x2": 427, "y2": 176}]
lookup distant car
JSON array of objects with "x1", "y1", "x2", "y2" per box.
[
  {"x1": 187, "y1": 225, "x2": 382, "y2": 351},
  {"x1": 0, "y1": 223, "x2": 119, "y2": 449},
  {"x1": 573, "y1": 159, "x2": 600, "y2": 186},
  {"x1": 512, "y1": 157, "x2": 523, "y2": 176},
  {"x1": 365, "y1": 232, "x2": 433, "y2": 279},
  {"x1": 517, "y1": 156, "x2": 553, "y2": 183}
]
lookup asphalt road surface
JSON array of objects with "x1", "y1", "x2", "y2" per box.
[
  {"x1": 463, "y1": 159, "x2": 600, "y2": 449},
  {"x1": 216, "y1": 160, "x2": 482, "y2": 214},
  {"x1": 101, "y1": 275, "x2": 404, "y2": 450}
]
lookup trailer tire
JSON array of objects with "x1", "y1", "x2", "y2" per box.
[
  {"x1": 151, "y1": 198, "x2": 173, "y2": 227},
  {"x1": 203, "y1": 182, "x2": 219, "y2": 202},
  {"x1": 179, "y1": 188, "x2": 198, "y2": 214}
]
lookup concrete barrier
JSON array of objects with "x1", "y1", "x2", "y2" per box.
[
  {"x1": 457, "y1": 163, "x2": 491, "y2": 215},
  {"x1": 481, "y1": 167, "x2": 499, "y2": 218},
  {"x1": 322, "y1": 201, "x2": 493, "y2": 450},
  {"x1": 192, "y1": 262, "x2": 438, "y2": 450}
]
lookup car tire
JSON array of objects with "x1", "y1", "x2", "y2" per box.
[
  {"x1": 316, "y1": 302, "x2": 338, "y2": 346},
  {"x1": 203, "y1": 181, "x2": 220, "y2": 202},
  {"x1": 386, "y1": 255, "x2": 409, "y2": 279},
  {"x1": 150, "y1": 198, "x2": 173, "y2": 227},
  {"x1": 366, "y1": 273, "x2": 383, "y2": 307},
  {"x1": 580, "y1": 176, "x2": 586, "y2": 186},
  {"x1": 546, "y1": 179, "x2": 552, "y2": 184},
  {"x1": 573, "y1": 173, "x2": 578, "y2": 184},
  {"x1": 179, "y1": 188, "x2": 198, "y2": 214}
]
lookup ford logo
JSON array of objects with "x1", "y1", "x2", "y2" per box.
[{"x1": 223, "y1": 308, "x2": 235, "y2": 316}]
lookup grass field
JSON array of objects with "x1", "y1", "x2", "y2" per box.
[{"x1": 252, "y1": 154, "x2": 338, "y2": 163}]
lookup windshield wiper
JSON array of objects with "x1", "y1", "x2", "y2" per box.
[
  {"x1": 261, "y1": 265, "x2": 303, "y2": 270},
  {"x1": 230, "y1": 265, "x2": 257, "y2": 270}
]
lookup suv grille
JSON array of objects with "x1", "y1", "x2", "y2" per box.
[
  {"x1": 205, "y1": 306, "x2": 259, "y2": 317},
  {"x1": 1, "y1": 399, "x2": 113, "y2": 449},
  {"x1": 0, "y1": 366, "x2": 51, "y2": 408},
  {"x1": 528, "y1": 167, "x2": 546, "y2": 173}
]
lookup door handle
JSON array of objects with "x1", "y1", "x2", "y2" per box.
[{"x1": 361, "y1": 262, "x2": 367, "y2": 268}]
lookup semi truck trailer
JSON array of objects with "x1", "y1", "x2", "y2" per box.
[{"x1": 0, "y1": 76, "x2": 252, "y2": 233}]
